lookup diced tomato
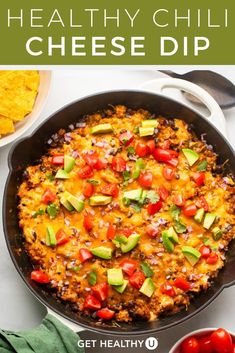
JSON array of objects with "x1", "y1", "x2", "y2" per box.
[
  {"x1": 198, "y1": 336, "x2": 213, "y2": 353},
  {"x1": 94, "y1": 158, "x2": 107, "y2": 170},
  {"x1": 120, "y1": 259, "x2": 138, "y2": 276},
  {"x1": 193, "y1": 172, "x2": 206, "y2": 186},
  {"x1": 119, "y1": 131, "x2": 134, "y2": 146},
  {"x1": 181, "y1": 337, "x2": 200, "y2": 353},
  {"x1": 119, "y1": 227, "x2": 135, "y2": 237},
  {"x1": 146, "y1": 224, "x2": 159, "y2": 238},
  {"x1": 146, "y1": 140, "x2": 156, "y2": 154},
  {"x1": 79, "y1": 248, "x2": 93, "y2": 263},
  {"x1": 167, "y1": 157, "x2": 179, "y2": 167},
  {"x1": 106, "y1": 223, "x2": 116, "y2": 240},
  {"x1": 92, "y1": 282, "x2": 109, "y2": 301},
  {"x1": 158, "y1": 185, "x2": 169, "y2": 201},
  {"x1": 56, "y1": 229, "x2": 69, "y2": 246},
  {"x1": 153, "y1": 148, "x2": 172, "y2": 163},
  {"x1": 174, "y1": 278, "x2": 191, "y2": 291},
  {"x1": 51, "y1": 154, "x2": 64, "y2": 165},
  {"x1": 31, "y1": 270, "x2": 50, "y2": 284},
  {"x1": 97, "y1": 308, "x2": 115, "y2": 320},
  {"x1": 138, "y1": 171, "x2": 153, "y2": 188},
  {"x1": 78, "y1": 165, "x2": 94, "y2": 179},
  {"x1": 83, "y1": 183, "x2": 94, "y2": 198},
  {"x1": 196, "y1": 196, "x2": 209, "y2": 211},
  {"x1": 41, "y1": 188, "x2": 56, "y2": 204},
  {"x1": 111, "y1": 156, "x2": 126, "y2": 172},
  {"x1": 129, "y1": 271, "x2": 145, "y2": 289},
  {"x1": 158, "y1": 140, "x2": 170, "y2": 150},
  {"x1": 84, "y1": 295, "x2": 101, "y2": 310},
  {"x1": 206, "y1": 253, "x2": 218, "y2": 265},
  {"x1": 83, "y1": 213, "x2": 93, "y2": 231},
  {"x1": 101, "y1": 183, "x2": 119, "y2": 198},
  {"x1": 163, "y1": 166, "x2": 175, "y2": 180},
  {"x1": 199, "y1": 245, "x2": 211, "y2": 259},
  {"x1": 173, "y1": 193, "x2": 185, "y2": 207},
  {"x1": 183, "y1": 204, "x2": 197, "y2": 217},
  {"x1": 147, "y1": 201, "x2": 163, "y2": 215},
  {"x1": 135, "y1": 143, "x2": 150, "y2": 157},
  {"x1": 160, "y1": 282, "x2": 176, "y2": 297},
  {"x1": 83, "y1": 152, "x2": 98, "y2": 168}
]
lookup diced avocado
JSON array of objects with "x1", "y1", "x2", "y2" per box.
[
  {"x1": 90, "y1": 123, "x2": 113, "y2": 135},
  {"x1": 107, "y1": 268, "x2": 124, "y2": 286},
  {"x1": 203, "y1": 213, "x2": 216, "y2": 230},
  {"x1": 64, "y1": 155, "x2": 75, "y2": 173},
  {"x1": 167, "y1": 226, "x2": 179, "y2": 244},
  {"x1": 194, "y1": 208, "x2": 205, "y2": 223},
  {"x1": 139, "y1": 127, "x2": 154, "y2": 137},
  {"x1": 139, "y1": 278, "x2": 155, "y2": 297},
  {"x1": 46, "y1": 226, "x2": 57, "y2": 246},
  {"x1": 162, "y1": 231, "x2": 174, "y2": 253},
  {"x1": 182, "y1": 246, "x2": 201, "y2": 266},
  {"x1": 91, "y1": 246, "x2": 113, "y2": 260},
  {"x1": 67, "y1": 194, "x2": 84, "y2": 213},
  {"x1": 123, "y1": 188, "x2": 143, "y2": 201},
  {"x1": 132, "y1": 158, "x2": 145, "y2": 179},
  {"x1": 114, "y1": 279, "x2": 128, "y2": 293},
  {"x1": 212, "y1": 227, "x2": 223, "y2": 241},
  {"x1": 59, "y1": 191, "x2": 74, "y2": 211},
  {"x1": 89, "y1": 195, "x2": 112, "y2": 206},
  {"x1": 120, "y1": 233, "x2": 140, "y2": 253},
  {"x1": 55, "y1": 169, "x2": 69, "y2": 179},
  {"x1": 142, "y1": 119, "x2": 159, "y2": 128},
  {"x1": 182, "y1": 148, "x2": 199, "y2": 166}
]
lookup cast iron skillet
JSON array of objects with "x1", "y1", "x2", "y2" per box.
[{"x1": 3, "y1": 90, "x2": 235, "y2": 335}]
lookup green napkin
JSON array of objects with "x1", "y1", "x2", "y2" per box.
[{"x1": 0, "y1": 314, "x2": 84, "y2": 353}]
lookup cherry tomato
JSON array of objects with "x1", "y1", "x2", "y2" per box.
[
  {"x1": 160, "y1": 282, "x2": 176, "y2": 297},
  {"x1": 198, "y1": 336, "x2": 213, "y2": 353},
  {"x1": 31, "y1": 270, "x2": 50, "y2": 284},
  {"x1": 79, "y1": 248, "x2": 93, "y2": 263},
  {"x1": 119, "y1": 131, "x2": 134, "y2": 146},
  {"x1": 92, "y1": 282, "x2": 109, "y2": 301},
  {"x1": 120, "y1": 259, "x2": 138, "y2": 276},
  {"x1": 83, "y1": 182, "x2": 94, "y2": 198},
  {"x1": 135, "y1": 142, "x2": 150, "y2": 157},
  {"x1": 51, "y1": 154, "x2": 64, "y2": 165},
  {"x1": 183, "y1": 204, "x2": 197, "y2": 217},
  {"x1": 97, "y1": 308, "x2": 115, "y2": 320},
  {"x1": 83, "y1": 152, "x2": 98, "y2": 167},
  {"x1": 193, "y1": 172, "x2": 206, "y2": 186},
  {"x1": 199, "y1": 245, "x2": 211, "y2": 259},
  {"x1": 181, "y1": 337, "x2": 200, "y2": 353},
  {"x1": 129, "y1": 271, "x2": 145, "y2": 289},
  {"x1": 146, "y1": 139, "x2": 156, "y2": 154},
  {"x1": 196, "y1": 196, "x2": 209, "y2": 212},
  {"x1": 94, "y1": 158, "x2": 108, "y2": 170},
  {"x1": 106, "y1": 223, "x2": 116, "y2": 240},
  {"x1": 146, "y1": 224, "x2": 159, "y2": 238},
  {"x1": 41, "y1": 188, "x2": 56, "y2": 204},
  {"x1": 158, "y1": 185, "x2": 169, "y2": 201},
  {"x1": 56, "y1": 229, "x2": 69, "y2": 246},
  {"x1": 78, "y1": 165, "x2": 94, "y2": 179},
  {"x1": 153, "y1": 148, "x2": 172, "y2": 163},
  {"x1": 163, "y1": 166, "x2": 175, "y2": 180},
  {"x1": 147, "y1": 201, "x2": 163, "y2": 215},
  {"x1": 111, "y1": 156, "x2": 126, "y2": 172},
  {"x1": 83, "y1": 213, "x2": 93, "y2": 231},
  {"x1": 173, "y1": 193, "x2": 185, "y2": 207},
  {"x1": 211, "y1": 328, "x2": 233, "y2": 353},
  {"x1": 167, "y1": 157, "x2": 179, "y2": 167},
  {"x1": 101, "y1": 183, "x2": 119, "y2": 198},
  {"x1": 206, "y1": 253, "x2": 218, "y2": 265},
  {"x1": 138, "y1": 171, "x2": 153, "y2": 188},
  {"x1": 174, "y1": 278, "x2": 191, "y2": 291},
  {"x1": 232, "y1": 344, "x2": 235, "y2": 353},
  {"x1": 83, "y1": 295, "x2": 101, "y2": 310}
]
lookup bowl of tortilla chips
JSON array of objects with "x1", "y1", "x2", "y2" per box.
[{"x1": 0, "y1": 70, "x2": 52, "y2": 147}]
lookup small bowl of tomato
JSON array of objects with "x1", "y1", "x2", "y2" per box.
[{"x1": 169, "y1": 327, "x2": 235, "y2": 353}]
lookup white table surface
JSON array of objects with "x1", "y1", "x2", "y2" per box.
[{"x1": 0, "y1": 68, "x2": 235, "y2": 352}]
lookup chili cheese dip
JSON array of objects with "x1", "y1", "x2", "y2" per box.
[{"x1": 18, "y1": 105, "x2": 235, "y2": 323}]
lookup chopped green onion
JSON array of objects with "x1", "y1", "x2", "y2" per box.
[
  {"x1": 46, "y1": 203, "x2": 59, "y2": 219},
  {"x1": 88, "y1": 271, "x2": 97, "y2": 285},
  {"x1": 141, "y1": 262, "x2": 154, "y2": 277}
]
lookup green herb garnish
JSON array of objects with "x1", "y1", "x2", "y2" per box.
[
  {"x1": 113, "y1": 235, "x2": 128, "y2": 247},
  {"x1": 127, "y1": 146, "x2": 135, "y2": 154},
  {"x1": 170, "y1": 204, "x2": 181, "y2": 221},
  {"x1": 46, "y1": 173, "x2": 55, "y2": 182},
  {"x1": 174, "y1": 220, "x2": 187, "y2": 233},
  {"x1": 88, "y1": 271, "x2": 97, "y2": 285},
  {"x1": 123, "y1": 170, "x2": 131, "y2": 181},
  {"x1": 130, "y1": 203, "x2": 142, "y2": 212},
  {"x1": 46, "y1": 203, "x2": 59, "y2": 219},
  {"x1": 71, "y1": 266, "x2": 81, "y2": 272},
  {"x1": 197, "y1": 160, "x2": 208, "y2": 171},
  {"x1": 132, "y1": 158, "x2": 145, "y2": 179},
  {"x1": 146, "y1": 190, "x2": 160, "y2": 204},
  {"x1": 141, "y1": 262, "x2": 154, "y2": 277},
  {"x1": 87, "y1": 179, "x2": 100, "y2": 185},
  {"x1": 32, "y1": 209, "x2": 45, "y2": 218},
  {"x1": 133, "y1": 126, "x2": 139, "y2": 134}
]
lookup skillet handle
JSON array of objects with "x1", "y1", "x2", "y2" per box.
[
  {"x1": 141, "y1": 78, "x2": 227, "y2": 138},
  {"x1": 47, "y1": 308, "x2": 85, "y2": 333}
]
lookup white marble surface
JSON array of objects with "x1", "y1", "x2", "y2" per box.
[{"x1": 0, "y1": 69, "x2": 234, "y2": 352}]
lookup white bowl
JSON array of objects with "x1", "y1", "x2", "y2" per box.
[
  {"x1": 169, "y1": 328, "x2": 235, "y2": 353},
  {"x1": 0, "y1": 70, "x2": 52, "y2": 148}
]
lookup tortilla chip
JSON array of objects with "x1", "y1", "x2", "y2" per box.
[{"x1": 0, "y1": 115, "x2": 15, "y2": 135}]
